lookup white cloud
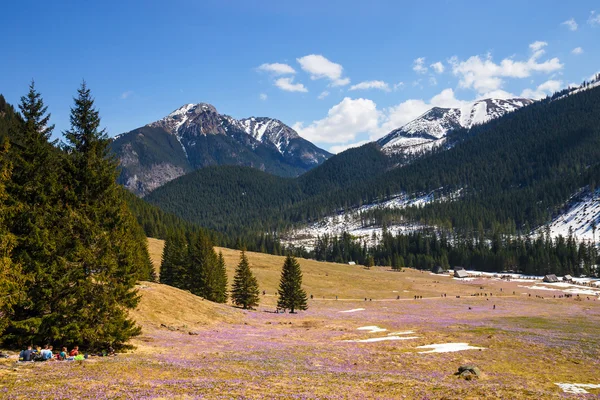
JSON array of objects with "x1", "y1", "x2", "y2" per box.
[
  {"x1": 572, "y1": 47, "x2": 584, "y2": 55},
  {"x1": 120, "y1": 90, "x2": 133, "y2": 99},
  {"x1": 296, "y1": 54, "x2": 350, "y2": 86},
  {"x1": 413, "y1": 57, "x2": 428, "y2": 74},
  {"x1": 430, "y1": 61, "x2": 445, "y2": 74},
  {"x1": 430, "y1": 88, "x2": 469, "y2": 108},
  {"x1": 275, "y1": 77, "x2": 308, "y2": 92},
  {"x1": 529, "y1": 41, "x2": 548, "y2": 58},
  {"x1": 521, "y1": 79, "x2": 563, "y2": 99},
  {"x1": 349, "y1": 80, "x2": 391, "y2": 92},
  {"x1": 332, "y1": 77, "x2": 351, "y2": 87},
  {"x1": 318, "y1": 91, "x2": 329, "y2": 100},
  {"x1": 259, "y1": 93, "x2": 268, "y2": 101},
  {"x1": 329, "y1": 140, "x2": 370, "y2": 154},
  {"x1": 589, "y1": 11, "x2": 600, "y2": 26},
  {"x1": 429, "y1": 77, "x2": 438, "y2": 86},
  {"x1": 393, "y1": 82, "x2": 405, "y2": 91},
  {"x1": 478, "y1": 89, "x2": 516, "y2": 100},
  {"x1": 449, "y1": 43, "x2": 563, "y2": 94},
  {"x1": 293, "y1": 97, "x2": 379, "y2": 144},
  {"x1": 561, "y1": 18, "x2": 578, "y2": 31},
  {"x1": 257, "y1": 62, "x2": 296, "y2": 75}
]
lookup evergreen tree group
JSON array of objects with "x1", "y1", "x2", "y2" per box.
[
  {"x1": 159, "y1": 232, "x2": 227, "y2": 303},
  {"x1": 277, "y1": 255, "x2": 307, "y2": 313},
  {"x1": 0, "y1": 82, "x2": 154, "y2": 350},
  {"x1": 231, "y1": 251, "x2": 260, "y2": 309},
  {"x1": 291, "y1": 228, "x2": 599, "y2": 278}
]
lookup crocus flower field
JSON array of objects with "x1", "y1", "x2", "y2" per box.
[{"x1": 1, "y1": 241, "x2": 599, "y2": 399}]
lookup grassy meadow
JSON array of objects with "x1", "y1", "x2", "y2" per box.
[{"x1": 1, "y1": 238, "x2": 599, "y2": 399}]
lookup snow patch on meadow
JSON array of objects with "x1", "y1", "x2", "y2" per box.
[
  {"x1": 517, "y1": 283, "x2": 600, "y2": 296},
  {"x1": 344, "y1": 336, "x2": 420, "y2": 343},
  {"x1": 555, "y1": 383, "x2": 600, "y2": 394},
  {"x1": 339, "y1": 308, "x2": 365, "y2": 313},
  {"x1": 357, "y1": 326, "x2": 387, "y2": 333},
  {"x1": 416, "y1": 343, "x2": 485, "y2": 353},
  {"x1": 387, "y1": 331, "x2": 415, "y2": 336}
]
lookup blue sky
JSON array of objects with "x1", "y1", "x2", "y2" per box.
[{"x1": 1, "y1": 0, "x2": 599, "y2": 152}]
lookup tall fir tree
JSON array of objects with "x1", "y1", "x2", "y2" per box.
[
  {"x1": 3, "y1": 82, "x2": 66, "y2": 347},
  {"x1": 231, "y1": 251, "x2": 260, "y2": 309},
  {"x1": 57, "y1": 82, "x2": 153, "y2": 349},
  {"x1": 188, "y1": 232, "x2": 217, "y2": 300},
  {"x1": 160, "y1": 235, "x2": 177, "y2": 287},
  {"x1": 0, "y1": 140, "x2": 24, "y2": 336},
  {"x1": 159, "y1": 231, "x2": 189, "y2": 289},
  {"x1": 214, "y1": 251, "x2": 228, "y2": 303},
  {"x1": 277, "y1": 255, "x2": 307, "y2": 313}
]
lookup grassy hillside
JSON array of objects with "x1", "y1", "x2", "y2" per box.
[
  {"x1": 4, "y1": 237, "x2": 599, "y2": 398},
  {"x1": 148, "y1": 237, "x2": 458, "y2": 301}
]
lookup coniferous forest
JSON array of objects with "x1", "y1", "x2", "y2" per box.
[{"x1": 0, "y1": 83, "x2": 155, "y2": 350}]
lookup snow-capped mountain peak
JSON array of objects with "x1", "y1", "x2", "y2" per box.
[
  {"x1": 114, "y1": 103, "x2": 331, "y2": 195},
  {"x1": 377, "y1": 97, "x2": 533, "y2": 154},
  {"x1": 149, "y1": 104, "x2": 303, "y2": 154},
  {"x1": 150, "y1": 103, "x2": 222, "y2": 136},
  {"x1": 236, "y1": 117, "x2": 300, "y2": 154}
]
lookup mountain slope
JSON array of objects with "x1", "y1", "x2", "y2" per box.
[
  {"x1": 377, "y1": 98, "x2": 533, "y2": 155},
  {"x1": 144, "y1": 83, "x2": 600, "y2": 237},
  {"x1": 111, "y1": 103, "x2": 331, "y2": 196},
  {"x1": 144, "y1": 143, "x2": 391, "y2": 234}
]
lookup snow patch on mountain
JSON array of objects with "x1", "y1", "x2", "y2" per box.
[
  {"x1": 283, "y1": 189, "x2": 462, "y2": 250},
  {"x1": 538, "y1": 189, "x2": 600, "y2": 244},
  {"x1": 237, "y1": 117, "x2": 299, "y2": 155},
  {"x1": 378, "y1": 98, "x2": 533, "y2": 155},
  {"x1": 553, "y1": 77, "x2": 600, "y2": 101}
]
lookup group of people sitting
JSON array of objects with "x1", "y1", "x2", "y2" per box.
[
  {"x1": 19, "y1": 345, "x2": 83, "y2": 361},
  {"x1": 18, "y1": 345, "x2": 115, "y2": 362}
]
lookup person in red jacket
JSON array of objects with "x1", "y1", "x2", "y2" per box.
[{"x1": 69, "y1": 346, "x2": 79, "y2": 357}]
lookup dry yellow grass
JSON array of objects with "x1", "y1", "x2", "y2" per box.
[
  {"x1": 130, "y1": 281, "x2": 241, "y2": 330},
  {"x1": 2, "y1": 238, "x2": 599, "y2": 399},
  {"x1": 148, "y1": 238, "x2": 468, "y2": 304}
]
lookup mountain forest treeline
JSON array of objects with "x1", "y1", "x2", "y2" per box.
[
  {"x1": 290, "y1": 228, "x2": 599, "y2": 277},
  {"x1": 0, "y1": 83, "x2": 154, "y2": 350}
]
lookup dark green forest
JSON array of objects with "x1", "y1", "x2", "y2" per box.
[
  {"x1": 0, "y1": 84, "x2": 154, "y2": 350},
  {"x1": 292, "y1": 228, "x2": 599, "y2": 278}
]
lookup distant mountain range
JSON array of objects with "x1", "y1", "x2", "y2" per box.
[
  {"x1": 377, "y1": 98, "x2": 533, "y2": 154},
  {"x1": 111, "y1": 103, "x2": 331, "y2": 196},
  {"x1": 113, "y1": 76, "x2": 600, "y2": 201},
  {"x1": 141, "y1": 78, "x2": 600, "y2": 241}
]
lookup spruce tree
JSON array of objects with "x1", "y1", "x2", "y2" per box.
[
  {"x1": 3, "y1": 82, "x2": 66, "y2": 347},
  {"x1": 214, "y1": 251, "x2": 228, "y2": 303},
  {"x1": 231, "y1": 251, "x2": 260, "y2": 309},
  {"x1": 277, "y1": 255, "x2": 307, "y2": 313},
  {"x1": 160, "y1": 231, "x2": 189, "y2": 288},
  {"x1": 0, "y1": 141, "x2": 24, "y2": 336},
  {"x1": 188, "y1": 231, "x2": 217, "y2": 299},
  {"x1": 160, "y1": 235, "x2": 177, "y2": 286},
  {"x1": 57, "y1": 82, "x2": 152, "y2": 349}
]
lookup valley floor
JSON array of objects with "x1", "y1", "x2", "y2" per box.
[{"x1": 1, "y1": 243, "x2": 600, "y2": 399}]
